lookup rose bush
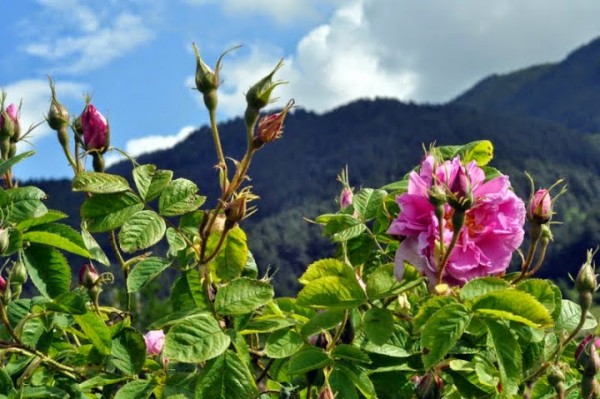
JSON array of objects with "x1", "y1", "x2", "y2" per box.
[{"x1": 0, "y1": 43, "x2": 595, "y2": 399}]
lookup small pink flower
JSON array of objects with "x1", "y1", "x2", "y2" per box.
[
  {"x1": 0, "y1": 275, "x2": 6, "y2": 293},
  {"x1": 81, "y1": 104, "x2": 109, "y2": 151},
  {"x1": 388, "y1": 155, "x2": 525, "y2": 285},
  {"x1": 144, "y1": 330, "x2": 165, "y2": 356},
  {"x1": 340, "y1": 188, "x2": 353, "y2": 209},
  {"x1": 529, "y1": 189, "x2": 552, "y2": 223}
]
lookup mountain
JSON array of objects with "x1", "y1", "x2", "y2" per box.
[
  {"x1": 453, "y1": 37, "x2": 600, "y2": 133},
  {"x1": 28, "y1": 97, "x2": 600, "y2": 294}
]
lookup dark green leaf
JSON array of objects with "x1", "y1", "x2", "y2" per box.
[
  {"x1": 23, "y1": 244, "x2": 70, "y2": 298},
  {"x1": 168, "y1": 269, "x2": 211, "y2": 312},
  {"x1": 114, "y1": 380, "x2": 155, "y2": 399},
  {"x1": 214, "y1": 277, "x2": 273, "y2": 315},
  {"x1": 353, "y1": 188, "x2": 386, "y2": 221},
  {"x1": 287, "y1": 347, "x2": 331, "y2": 374},
  {"x1": 3, "y1": 187, "x2": 47, "y2": 223},
  {"x1": 484, "y1": 319, "x2": 521, "y2": 397},
  {"x1": 133, "y1": 164, "x2": 173, "y2": 202},
  {"x1": 195, "y1": 350, "x2": 258, "y2": 399},
  {"x1": 297, "y1": 275, "x2": 366, "y2": 309},
  {"x1": 209, "y1": 227, "x2": 248, "y2": 282},
  {"x1": 301, "y1": 309, "x2": 345, "y2": 338},
  {"x1": 364, "y1": 308, "x2": 394, "y2": 345},
  {"x1": 111, "y1": 327, "x2": 146, "y2": 375},
  {"x1": 460, "y1": 277, "x2": 510, "y2": 302},
  {"x1": 16, "y1": 210, "x2": 67, "y2": 230},
  {"x1": 81, "y1": 192, "x2": 144, "y2": 232},
  {"x1": 414, "y1": 296, "x2": 458, "y2": 331},
  {"x1": 81, "y1": 223, "x2": 110, "y2": 266},
  {"x1": 74, "y1": 311, "x2": 112, "y2": 355},
  {"x1": 164, "y1": 314, "x2": 230, "y2": 363},
  {"x1": 421, "y1": 303, "x2": 471, "y2": 369},
  {"x1": 0, "y1": 150, "x2": 34, "y2": 176},
  {"x1": 23, "y1": 223, "x2": 91, "y2": 258},
  {"x1": 264, "y1": 329, "x2": 304, "y2": 359},
  {"x1": 127, "y1": 257, "x2": 172, "y2": 293},
  {"x1": 118, "y1": 210, "x2": 166, "y2": 253},
  {"x1": 43, "y1": 292, "x2": 87, "y2": 315},
  {"x1": 331, "y1": 344, "x2": 371, "y2": 364},
  {"x1": 72, "y1": 172, "x2": 129, "y2": 193},
  {"x1": 158, "y1": 178, "x2": 205, "y2": 216}
]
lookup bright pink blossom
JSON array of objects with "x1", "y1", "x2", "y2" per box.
[
  {"x1": 529, "y1": 189, "x2": 552, "y2": 223},
  {"x1": 81, "y1": 104, "x2": 109, "y2": 151},
  {"x1": 388, "y1": 156, "x2": 525, "y2": 285},
  {"x1": 144, "y1": 330, "x2": 165, "y2": 356}
]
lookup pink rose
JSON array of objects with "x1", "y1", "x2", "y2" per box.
[
  {"x1": 529, "y1": 189, "x2": 552, "y2": 223},
  {"x1": 144, "y1": 330, "x2": 165, "y2": 356},
  {"x1": 388, "y1": 155, "x2": 525, "y2": 285},
  {"x1": 81, "y1": 104, "x2": 109, "y2": 151}
]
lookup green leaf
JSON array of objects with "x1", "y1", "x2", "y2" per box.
[
  {"x1": 264, "y1": 329, "x2": 304, "y2": 359},
  {"x1": 158, "y1": 178, "x2": 206, "y2": 216},
  {"x1": 366, "y1": 263, "x2": 403, "y2": 300},
  {"x1": 195, "y1": 350, "x2": 259, "y2": 399},
  {"x1": 111, "y1": 327, "x2": 146, "y2": 375},
  {"x1": 81, "y1": 192, "x2": 144, "y2": 232},
  {"x1": 353, "y1": 188, "x2": 386, "y2": 221},
  {"x1": 43, "y1": 292, "x2": 87, "y2": 315},
  {"x1": 364, "y1": 308, "x2": 394, "y2": 345},
  {"x1": 16, "y1": 210, "x2": 67, "y2": 230},
  {"x1": 335, "y1": 363, "x2": 377, "y2": 399},
  {"x1": 209, "y1": 227, "x2": 248, "y2": 282},
  {"x1": 421, "y1": 303, "x2": 471, "y2": 369},
  {"x1": 23, "y1": 223, "x2": 91, "y2": 258},
  {"x1": 214, "y1": 277, "x2": 273, "y2": 315},
  {"x1": 240, "y1": 317, "x2": 295, "y2": 334},
  {"x1": 166, "y1": 227, "x2": 186, "y2": 257},
  {"x1": 114, "y1": 380, "x2": 155, "y2": 399},
  {"x1": 556, "y1": 299, "x2": 598, "y2": 332},
  {"x1": 287, "y1": 347, "x2": 331, "y2": 374},
  {"x1": 460, "y1": 277, "x2": 511, "y2": 302},
  {"x1": 299, "y1": 258, "x2": 355, "y2": 284},
  {"x1": 0, "y1": 150, "x2": 33, "y2": 176},
  {"x1": 322, "y1": 214, "x2": 366, "y2": 242},
  {"x1": 20, "y1": 386, "x2": 69, "y2": 398},
  {"x1": 329, "y1": 368, "x2": 359, "y2": 399},
  {"x1": 23, "y1": 244, "x2": 70, "y2": 298},
  {"x1": 164, "y1": 314, "x2": 230, "y2": 363},
  {"x1": 297, "y1": 275, "x2": 366, "y2": 309},
  {"x1": 516, "y1": 279, "x2": 562, "y2": 321},
  {"x1": 74, "y1": 311, "x2": 112, "y2": 355},
  {"x1": 133, "y1": 164, "x2": 173, "y2": 202},
  {"x1": 331, "y1": 344, "x2": 371, "y2": 364},
  {"x1": 168, "y1": 269, "x2": 211, "y2": 312},
  {"x1": 78, "y1": 374, "x2": 128, "y2": 392},
  {"x1": 484, "y1": 319, "x2": 521, "y2": 397},
  {"x1": 414, "y1": 296, "x2": 458, "y2": 331},
  {"x1": 3, "y1": 187, "x2": 47, "y2": 223},
  {"x1": 127, "y1": 257, "x2": 172, "y2": 293},
  {"x1": 472, "y1": 289, "x2": 552, "y2": 327},
  {"x1": 301, "y1": 309, "x2": 345, "y2": 338},
  {"x1": 81, "y1": 223, "x2": 110, "y2": 266},
  {"x1": 357, "y1": 325, "x2": 411, "y2": 358},
  {"x1": 72, "y1": 172, "x2": 130, "y2": 193},
  {"x1": 118, "y1": 210, "x2": 166, "y2": 253}
]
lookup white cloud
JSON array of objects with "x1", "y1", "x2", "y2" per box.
[
  {"x1": 104, "y1": 125, "x2": 196, "y2": 167},
  {"x1": 193, "y1": 0, "x2": 600, "y2": 116},
  {"x1": 23, "y1": 12, "x2": 154, "y2": 74},
  {"x1": 184, "y1": 0, "x2": 339, "y2": 25},
  {"x1": 2, "y1": 79, "x2": 87, "y2": 144}
]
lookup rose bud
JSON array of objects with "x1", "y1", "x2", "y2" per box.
[
  {"x1": 251, "y1": 99, "x2": 294, "y2": 150},
  {"x1": 81, "y1": 104, "x2": 109, "y2": 152},
  {"x1": 340, "y1": 187, "x2": 353, "y2": 209},
  {"x1": 0, "y1": 275, "x2": 6, "y2": 293},
  {"x1": 0, "y1": 103, "x2": 20, "y2": 139},
  {"x1": 79, "y1": 263, "x2": 99, "y2": 289},
  {"x1": 529, "y1": 189, "x2": 552, "y2": 223},
  {"x1": 144, "y1": 330, "x2": 166, "y2": 356},
  {"x1": 47, "y1": 78, "x2": 70, "y2": 133},
  {"x1": 448, "y1": 165, "x2": 473, "y2": 211}
]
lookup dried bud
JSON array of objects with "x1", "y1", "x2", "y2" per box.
[
  {"x1": 79, "y1": 263, "x2": 99, "y2": 288},
  {"x1": 0, "y1": 103, "x2": 20, "y2": 139},
  {"x1": 144, "y1": 330, "x2": 166, "y2": 356},
  {"x1": 529, "y1": 189, "x2": 552, "y2": 224},
  {"x1": 225, "y1": 196, "x2": 247, "y2": 229},
  {"x1": 81, "y1": 104, "x2": 109, "y2": 153},
  {"x1": 318, "y1": 385, "x2": 335, "y2": 399},
  {"x1": 47, "y1": 78, "x2": 70, "y2": 132},
  {"x1": 416, "y1": 373, "x2": 443, "y2": 399},
  {"x1": 252, "y1": 99, "x2": 294, "y2": 150}
]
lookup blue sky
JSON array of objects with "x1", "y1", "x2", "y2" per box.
[{"x1": 2, "y1": 0, "x2": 600, "y2": 180}]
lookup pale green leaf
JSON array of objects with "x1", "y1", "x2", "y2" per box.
[
  {"x1": 164, "y1": 314, "x2": 230, "y2": 363},
  {"x1": 195, "y1": 350, "x2": 258, "y2": 399},
  {"x1": 485, "y1": 319, "x2": 521, "y2": 397},
  {"x1": 72, "y1": 172, "x2": 129, "y2": 193},
  {"x1": 264, "y1": 329, "x2": 304, "y2": 359},
  {"x1": 214, "y1": 277, "x2": 273, "y2": 315},
  {"x1": 421, "y1": 303, "x2": 471, "y2": 369},
  {"x1": 158, "y1": 178, "x2": 206, "y2": 216},
  {"x1": 133, "y1": 164, "x2": 173, "y2": 201},
  {"x1": 81, "y1": 192, "x2": 144, "y2": 232},
  {"x1": 23, "y1": 244, "x2": 70, "y2": 298},
  {"x1": 118, "y1": 210, "x2": 166, "y2": 253},
  {"x1": 127, "y1": 257, "x2": 172, "y2": 293}
]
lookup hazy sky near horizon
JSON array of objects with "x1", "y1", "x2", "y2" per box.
[{"x1": 2, "y1": 0, "x2": 600, "y2": 179}]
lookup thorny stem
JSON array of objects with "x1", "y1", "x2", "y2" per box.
[
  {"x1": 110, "y1": 231, "x2": 130, "y2": 313},
  {"x1": 209, "y1": 107, "x2": 228, "y2": 191},
  {"x1": 436, "y1": 225, "x2": 461, "y2": 285},
  {"x1": 525, "y1": 239, "x2": 549, "y2": 277},
  {"x1": 513, "y1": 234, "x2": 540, "y2": 284}
]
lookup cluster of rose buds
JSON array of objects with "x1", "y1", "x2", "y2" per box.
[{"x1": 0, "y1": 98, "x2": 21, "y2": 162}]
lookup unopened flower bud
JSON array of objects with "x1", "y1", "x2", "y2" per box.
[
  {"x1": 144, "y1": 330, "x2": 165, "y2": 356},
  {"x1": 245, "y1": 60, "x2": 285, "y2": 128},
  {"x1": 225, "y1": 196, "x2": 247, "y2": 229},
  {"x1": 80, "y1": 104, "x2": 109, "y2": 153},
  {"x1": 428, "y1": 184, "x2": 446, "y2": 208},
  {"x1": 576, "y1": 250, "x2": 597, "y2": 296},
  {"x1": 448, "y1": 166, "x2": 473, "y2": 211},
  {"x1": 547, "y1": 365, "x2": 566, "y2": 397},
  {"x1": 47, "y1": 78, "x2": 70, "y2": 132},
  {"x1": 318, "y1": 385, "x2": 335, "y2": 399},
  {"x1": 193, "y1": 43, "x2": 219, "y2": 95},
  {"x1": 416, "y1": 373, "x2": 443, "y2": 399},
  {"x1": 397, "y1": 293, "x2": 411, "y2": 310},
  {"x1": 576, "y1": 336, "x2": 600, "y2": 377},
  {"x1": 0, "y1": 103, "x2": 20, "y2": 139},
  {"x1": 339, "y1": 187, "x2": 353, "y2": 209},
  {"x1": 308, "y1": 333, "x2": 328, "y2": 350},
  {"x1": 9, "y1": 261, "x2": 27, "y2": 286},
  {"x1": 0, "y1": 275, "x2": 6, "y2": 293},
  {"x1": 252, "y1": 99, "x2": 294, "y2": 150},
  {"x1": 529, "y1": 189, "x2": 552, "y2": 224},
  {"x1": 79, "y1": 263, "x2": 99, "y2": 288}
]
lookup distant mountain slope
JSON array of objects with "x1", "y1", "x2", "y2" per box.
[
  {"x1": 453, "y1": 37, "x2": 600, "y2": 132},
  {"x1": 29, "y1": 99, "x2": 600, "y2": 293}
]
